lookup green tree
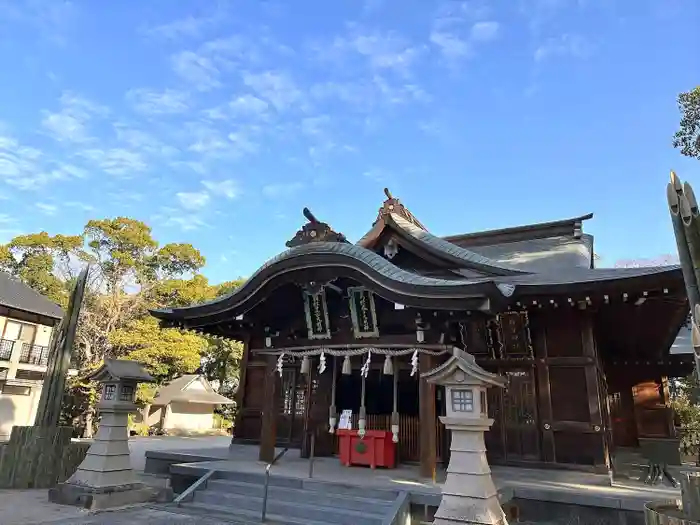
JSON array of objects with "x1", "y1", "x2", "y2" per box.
[
  {"x1": 674, "y1": 87, "x2": 700, "y2": 160},
  {"x1": 109, "y1": 316, "x2": 205, "y2": 381},
  {"x1": 0, "y1": 232, "x2": 85, "y2": 305}
]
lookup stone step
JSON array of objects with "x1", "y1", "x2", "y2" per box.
[
  {"x1": 205, "y1": 478, "x2": 395, "y2": 511},
  {"x1": 180, "y1": 501, "x2": 344, "y2": 525},
  {"x1": 206, "y1": 469, "x2": 399, "y2": 500},
  {"x1": 192, "y1": 490, "x2": 388, "y2": 525}
]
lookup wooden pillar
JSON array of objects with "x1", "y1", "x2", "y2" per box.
[
  {"x1": 581, "y1": 315, "x2": 607, "y2": 471},
  {"x1": 532, "y1": 317, "x2": 556, "y2": 463},
  {"x1": 232, "y1": 338, "x2": 250, "y2": 443},
  {"x1": 419, "y1": 353, "x2": 437, "y2": 479},
  {"x1": 258, "y1": 354, "x2": 279, "y2": 463}
]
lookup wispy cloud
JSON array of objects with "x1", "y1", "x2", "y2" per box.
[
  {"x1": 315, "y1": 27, "x2": 424, "y2": 76},
  {"x1": 177, "y1": 190, "x2": 210, "y2": 210},
  {"x1": 0, "y1": 134, "x2": 86, "y2": 190},
  {"x1": 0, "y1": 0, "x2": 79, "y2": 45},
  {"x1": 262, "y1": 181, "x2": 304, "y2": 199},
  {"x1": 41, "y1": 91, "x2": 108, "y2": 143},
  {"x1": 229, "y1": 94, "x2": 270, "y2": 118},
  {"x1": 143, "y1": 10, "x2": 227, "y2": 41},
  {"x1": 126, "y1": 88, "x2": 190, "y2": 115},
  {"x1": 78, "y1": 148, "x2": 147, "y2": 176},
  {"x1": 36, "y1": 202, "x2": 58, "y2": 215},
  {"x1": 202, "y1": 179, "x2": 240, "y2": 199},
  {"x1": 171, "y1": 50, "x2": 222, "y2": 91},
  {"x1": 242, "y1": 70, "x2": 305, "y2": 112},
  {"x1": 534, "y1": 33, "x2": 593, "y2": 61},
  {"x1": 430, "y1": 3, "x2": 501, "y2": 64},
  {"x1": 470, "y1": 21, "x2": 500, "y2": 42}
]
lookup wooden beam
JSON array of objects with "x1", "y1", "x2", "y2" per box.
[
  {"x1": 258, "y1": 354, "x2": 278, "y2": 463},
  {"x1": 419, "y1": 353, "x2": 437, "y2": 479},
  {"x1": 531, "y1": 316, "x2": 555, "y2": 463},
  {"x1": 581, "y1": 314, "x2": 607, "y2": 469},
  {"x1": 232, "y1": 337, "x2": 250, "y2": 444}
]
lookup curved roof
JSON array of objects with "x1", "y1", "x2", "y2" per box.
[
  {"x1": 358, "y1": 213, "x2": 530, "y2": 276},
  {"x1": 151, "y1": 242, "x2": 505, "y2": 323},
  {"x1": 151, "y1": 240, "x2": 684, "y2": 326}
]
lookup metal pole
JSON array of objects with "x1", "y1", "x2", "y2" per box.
[{"x1": 308, "y1": 432, "x2": 316, "y2": 479}]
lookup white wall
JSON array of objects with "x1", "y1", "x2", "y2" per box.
[
  {"x1": 0, "y1": 386, "x2": 41, "y2": 440},
  {"x1": 167, "y1": 402, "x2": 214, "y2": 431}
]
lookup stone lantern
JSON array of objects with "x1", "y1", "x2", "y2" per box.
[
  {"x1": 50, "y1": 359, "x2": 156, "y2": 509},
  {"x1": 422, "y1": 348, "x2": 507, "y2": 525}
]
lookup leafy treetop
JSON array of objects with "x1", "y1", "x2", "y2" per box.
[{"x1": 674, "y1": 86, "x2": 700, "y2": 160}]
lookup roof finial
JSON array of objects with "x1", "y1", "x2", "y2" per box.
[
  {"x1": 286, "y1": 208, "x2": 348, "y2": 248},
  {"x1": 384, "y1": 188, "x2": 393, "y2": 200},
  {"x1": 303, "y1": 207, "x2": 319, "y2": 224}
]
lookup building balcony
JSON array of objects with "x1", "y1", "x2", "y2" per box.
[
  {"x1": 0, "y1": 339, "x2": 12, "y2": 360},
  {"x1": 18, "y1": 343, "x2": 50, "y2": 367}
]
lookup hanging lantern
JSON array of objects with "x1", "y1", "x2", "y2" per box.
[
  {"x1": 416, "y1": 314, "x2": 425, "y2": 343},
  {"x1": 342, "y1": 355, "x2": 352, "y2": 375},
  {"x1": 300, "y1": 355, "x2": 310, "y2": 375},
  {"x1": 383, "y1": 355, "x2": 393, "y2": 375}
]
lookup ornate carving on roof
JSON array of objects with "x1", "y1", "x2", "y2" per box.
[
  {"x1": 285, "y1": 208, "x2": 348, "y2": 248},
  {"x1": 376, "y1": 188, "x2": 427, "y2": 231}
]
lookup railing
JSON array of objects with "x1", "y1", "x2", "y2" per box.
[
  {"x1": 308, "y1": 431, "x2": 316, "y2": 479},
  {"x1": 0, "y1": 339, "x2": 13, "y2": 360},
  {"x1": 19, "y1": 343, "x2": 49, "y2": 366},
  {"x1": 261, "y1": 447, "x2": 289, "y2": 522},
  {"x1": 173, "y1": 469, "x2": 216, "y2": 506}
]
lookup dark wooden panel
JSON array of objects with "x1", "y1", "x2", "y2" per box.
[
  {"x1": 243, "y1": 366, "x2": 266, "y2": 410},
  {"x1": 549, "y1": 367, "x2": 590, "y2": 423},
  {"x1": 544, "y1": 311, "x2": 583, "y2": 357},
  {"x1": 553, "y1": 432, "x2": 606, "y2": 466}
]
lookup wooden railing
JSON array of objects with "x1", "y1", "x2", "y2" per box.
[{"x1": 333, "y1": 414, "x2": 446, "y2": 463}]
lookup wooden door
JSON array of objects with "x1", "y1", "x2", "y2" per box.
[
  {"x1": 533, "y1": 311, "x2": 607, "y2": 469},
  {"x1": 278, "y1": 368, "x2": 306, "y2": 447},
  {"x1": 486, "y1": 368, "x2": 540, "y2": 462}
]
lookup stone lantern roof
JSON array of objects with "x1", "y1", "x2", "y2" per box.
[
  {"x1": 421, "y1": 348, "x2": 506, "y2": 388},
  {"x1": 87, "y1": 359, "x2": 154, "y2": 383}
]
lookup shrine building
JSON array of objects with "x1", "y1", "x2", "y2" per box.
[{"x1": 150, "y1": 189, "x2": 692, "y2": 476}]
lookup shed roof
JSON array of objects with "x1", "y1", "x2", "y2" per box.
[
  {"x1": 153, "y1": 374, "x2": 234, "y2": 405},
  {"x1": 0, "y1": 271, "x2": 64, "y2": 320}
]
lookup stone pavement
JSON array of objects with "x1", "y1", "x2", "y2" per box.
[
  {"x1": 26, "y1": 507, "x2": 240, "y2": 525},
  {"x1": 0, "y1": 436, "x2": 231, "y2": 525}
]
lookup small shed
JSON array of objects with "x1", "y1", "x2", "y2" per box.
[{"x1": 146, "y1": 375, "x2": 234, "y2": 434}]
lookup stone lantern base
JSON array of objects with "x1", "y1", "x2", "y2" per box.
[{"x1": 49, "y1": 480, "x2": 160, "y2": 510}]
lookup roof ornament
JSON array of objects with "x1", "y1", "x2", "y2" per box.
[
  {"x1": 285, "y1": 207, "x2": 349, "y2": 248},
  {"x1": 375, "y1": 188, "x2": 427, "y2": 231}
]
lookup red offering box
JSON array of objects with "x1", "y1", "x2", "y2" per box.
[{"x1": 336, "y1": 429, "x2": 396, "y2": 469}]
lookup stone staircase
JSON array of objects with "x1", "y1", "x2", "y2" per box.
[{"x1": 164, "y1": 470, "x2": 404, "y2": 525}]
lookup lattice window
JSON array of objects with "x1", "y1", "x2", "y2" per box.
[{"x1": 451, "y1": 389, "x2": 474, "y2": 412}]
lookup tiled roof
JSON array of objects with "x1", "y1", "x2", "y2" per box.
[
  {"x1": 388, "y1": 214, "x2": 529, "y2": 275},
  {"x1": 0, "y1": 271, "x2": 64, "y2": 319},
  {"x1": 468, "y1": 235, "x2": 594, "y2": 271},
  {"x1": 153, "y1": 374, "x2": 234, "y2": 405}
]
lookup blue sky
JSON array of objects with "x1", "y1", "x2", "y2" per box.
[{"x1": 0, "y1": 0, "x2": 697, "y2": 283}]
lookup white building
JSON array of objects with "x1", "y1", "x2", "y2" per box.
[{"x1": 0, "y1": 272, "x2": 64, "y2": 440}]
